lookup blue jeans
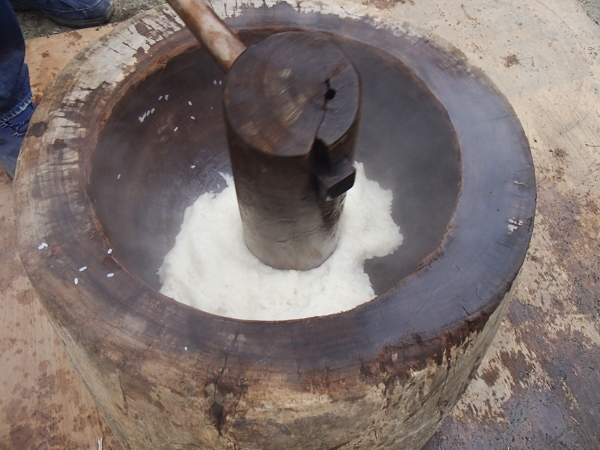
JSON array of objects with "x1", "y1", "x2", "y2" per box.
[{"x1": 0, "y1": 0, "x2": 33, "y2": 126}]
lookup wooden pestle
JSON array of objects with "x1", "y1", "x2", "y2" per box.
[{"x1": 165, "y1": 0, "x2": 361, "y2": 270}]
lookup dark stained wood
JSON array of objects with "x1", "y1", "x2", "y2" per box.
[
  {"x1": 223, "y1": 31, "x2": 361, "y2": 269},
  {"x1": 0, "y1": 171, "x2": 126, "y2": 450},
  {"x1": 13, "y1": 3, "x2": 535, "y2": 450}
]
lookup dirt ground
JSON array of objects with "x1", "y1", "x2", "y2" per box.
[
  {"x1": 5, "y1": 0, "x2": 600, "y2": 448},
  {"x1": 14, "y1": 0, "x2": 600, "y2": 39},
  {"x1": 14, "y1": 0, "x2": 166, "y2": 39}
]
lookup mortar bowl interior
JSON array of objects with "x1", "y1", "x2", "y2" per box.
[{"x1": 90, "y1": 29, "x2": 461, "y2": 298}]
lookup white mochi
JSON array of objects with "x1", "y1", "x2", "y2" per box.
[{"x1": 158, "y1": 163, "x2": 402, "y2": 321}]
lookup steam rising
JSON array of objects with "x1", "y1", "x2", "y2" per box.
[{"x1": 158, "y1": 163, "x2": 402, "y2": 321}]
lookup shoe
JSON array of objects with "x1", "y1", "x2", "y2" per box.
[
  {"x1": 0, "y1": 102, "x2": 36, "y2": 180},
  {"x1": 10, "y1": 0, "x2": 114, "y2": 28}
]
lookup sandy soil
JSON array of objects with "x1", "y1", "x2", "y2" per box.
[
  {"x1": 15, "y1": 0, "x2": 166, "y2": 39},
  {"x1": 14, "y1": 0, "x2": 600, "y2": 39}
]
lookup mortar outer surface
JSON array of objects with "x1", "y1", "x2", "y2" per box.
[{"x1": 14, "y1": 2, "x2": 535, "y2": 449}]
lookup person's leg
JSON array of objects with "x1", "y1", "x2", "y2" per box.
[
  {"x1": 10, "y1": 0, "x2": 114, "y2": 28},
  {"x1": 0, "y1": 0, "x2": 36, "y2": 179},
  {"x1": 0, "y1": 0, "x2": 33, "y2": 123}
]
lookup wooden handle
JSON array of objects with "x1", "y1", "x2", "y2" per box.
[{"x1": 165, "y1": 0, "x2": 246, "y2": 72}]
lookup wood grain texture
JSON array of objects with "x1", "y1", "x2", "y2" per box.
[
  {"x1": 25, "y1": 25, "x2": 117, "y2": 105},
  {"x1": 360, "y1": 0, "x2": 600, "y2": 448},
  {"x1": 165, "y1": 0, "x2": 245, "y2": 71},
  {"x1": 13, "y1": 2, "x2": 534, "y2": 449},
  {"x1": 224, "y1": 31, "x2": 361, "y2": 269},
  {"x1": 0, "y1": 0, "x2": 600, "y2": 449},
  {"x1": 0, "y1": 171, "x2": 125, "y2": 449},
  {"x1": 4, "y1": 0, "x2": 597, "y2": 448},
  {"x1": 0, "y1": 28, "x2": 126, "y2": 450}
]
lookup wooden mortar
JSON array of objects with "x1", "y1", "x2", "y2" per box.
[{"x1": 14, "y1": 1, "x2": 536, "y2": 449}]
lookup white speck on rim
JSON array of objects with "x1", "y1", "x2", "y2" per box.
[
  {"x1": 507, "y1": 217, "x2": 523, "y2": 233},
  {"x1": 108, "y1": 248, "x2": 113, "y2": 254},
  {"x1": 151, "y1": 108, "x2": 156, "y2": 114},
  {"x1": 191, "y1": 116, "x2": 195, "y2": 120},
  {"x1": 74, "y1": 278, "x2": 79, "y2": 285},
  {"x1": 107, "y1": 273, "x2": 115, "y2": 278},
  {"x1": 117, "y1": 174, "x2": 121, "y2": 180},
  {"x1": 213, "y1": 80, "x2": 217, "y2": 85},
  {"x1": 191, "y1": 165, "x2": 196, "y2": 169},
  {"x1": 158, "y1": 95, "x2": 163, "y2": 100},
  {"x1": 219, "y1": 80, "x2": 222, "y2": 85},
  {"x1": 79, "y1": 266, "x2": 87, "y2": 272},
  {"x1": 138, "y1": 116, "x2": 144, "y2": 123},
  {"x1": 37, "y1": 242, "x2": 48, "y2": 250},
  {"x1": 188, "y1": 101, "x2": 192, "y2": 106},
  {"x1": 184, "y1": 346, "x2": 188, "y2": 351},
  {"x1": 174, "y1": 127, "x2": 179, "y2": 132},
  {"x1": 165, "y1": 94, "x2": 169, "y2": 100}
]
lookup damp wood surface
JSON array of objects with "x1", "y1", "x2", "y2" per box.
[
  {"x1": 15, "y1": 6, "x2": 534, "y2": 448},
  {"x1": 223, "y1": 31, "x2": 361, "y2": 270},
  {"x1": 0, "y1": 28, "x2": 126, "y2": 450},
  {"x1": 0, "y1": 0, "x2": 599, "y2": 449},
  {"x1": 371, "y1": 0, "x2": 600, "y2": 447},
  {"x1": 15, "y1": 0, "x2": 545, "y2": 445}
]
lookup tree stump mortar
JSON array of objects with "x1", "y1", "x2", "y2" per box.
[{"x1": 14, "y1": 1, "x2": 536, "y2": 449}]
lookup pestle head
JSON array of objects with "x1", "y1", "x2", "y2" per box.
[{"x1": 223, "y1": 31, "x2": 361, "y2": 270}]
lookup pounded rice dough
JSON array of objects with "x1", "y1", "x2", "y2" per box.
[{"x1": 158, "y1": 163, "x2": 402, "y2": 321}]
